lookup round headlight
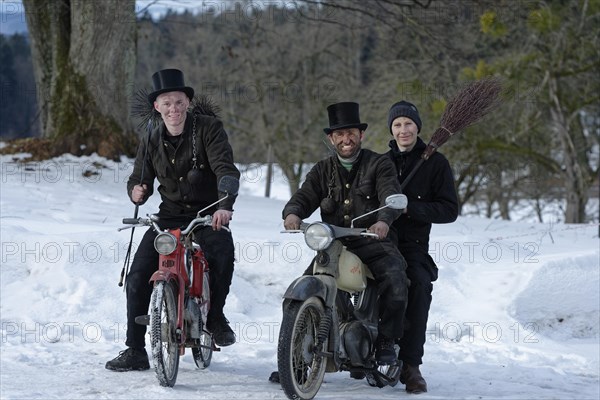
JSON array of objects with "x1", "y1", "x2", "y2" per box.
[
  {"x1": 154, "y1": 233, "x2": 177, "y2": 255},
  {"x1": 304, "y1": 222, "x2": 334, "y2": 250}
]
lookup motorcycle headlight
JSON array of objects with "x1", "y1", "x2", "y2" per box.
[
  {"x1": 154, "y1": 233, "x2": 177, "y2": 255},
  {"x1": 304, "y1": 222, "x2": 334, "y2": 251}
]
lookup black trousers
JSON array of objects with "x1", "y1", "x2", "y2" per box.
[
  {"x1": 341, "y1": 237, "x2": 409, "y2": 339},
  {"x1": 304, "y1": 238, "x2": 409, "y2": 339},
  {"x1": 397, "y1": 251, "x2": 436, "y2": 366},
  {"x1": 124, "y1": 227, "x2": 235, "y2": 349}
]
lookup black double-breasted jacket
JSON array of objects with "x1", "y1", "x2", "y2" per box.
[
  {"x1": 128, "y1": 112, "x2": 240, "y2": 221},
  {"x1": 283, "y1": 149, "x2": 402, "y2": 229}
]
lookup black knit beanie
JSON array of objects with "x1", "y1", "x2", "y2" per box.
[{"x1": 387, "y1": 100, "x2": 422, "y2": 134}]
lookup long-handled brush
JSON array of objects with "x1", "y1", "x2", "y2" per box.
[{"x1": 400, "y1": 77, "x2": 503, "y2": 191}]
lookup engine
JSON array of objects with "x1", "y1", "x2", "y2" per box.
[
  {"x1": 184, "y1": 299, "x2": 202, "y2": 339},
  {"x1": 339, "y1": 321, "x2": 372, "y2": 366}
]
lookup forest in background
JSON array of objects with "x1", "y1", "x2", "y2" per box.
[{"x1": 0, "y1": 0, "x2": 598, "y2": 223}]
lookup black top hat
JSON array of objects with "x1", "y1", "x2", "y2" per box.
[
  {"x1": 323, "y1": 102, "x2": 368, "y2": 134},
  {"x1": 148, "y1": 69, "x2": 195, "y2": 103}
]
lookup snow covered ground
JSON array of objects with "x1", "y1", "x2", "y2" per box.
[{"x1": 1, "y1": 153, "x2": 599, "y2": 399}]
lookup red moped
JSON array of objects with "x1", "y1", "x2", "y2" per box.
[{"x1": 120, "y1": 179, "x2": 237, "y2": 387}]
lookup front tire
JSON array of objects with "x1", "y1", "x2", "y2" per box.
[
  {"x1": 277, "y1": 297, "x2": 327, "y2": 400},
  {"x1": 150, "y1": 281, "x2": 180, "y2": 387}
]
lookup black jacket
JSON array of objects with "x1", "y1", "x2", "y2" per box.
[
  {"x1": 283, "y1": 149, "x2": 402, "y2": 228},
  {"x1": 387, "y1": 137, "x2": 458, "y2": 254},
  {"x1": 128, "y1": 112, "x2": 240, "y2": 222}
]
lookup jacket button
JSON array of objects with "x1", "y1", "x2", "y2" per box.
[
  {"x1": 186, "y1": 205, "x2": 191, "y2": 208},
  {"x1": 344, "y1": 215, "x2": 350, "y2": 220},
  {"x1": 344, "y1": 199, "x2": 350, "y2": 205},
  {"x1": 417, "y1": 195, "x2": 421, "y2": 199},
  {"x1": 171, "y1": 159, "x2": 175, "y2": 164},
  {"x1": 345, "y1": 183, "x2": 350, "y2": 189},
  {"x1": 183, "y1": 195, "x2": 188, "y2": 200},
  {"x1": 199, "y1": 164, "x2": 205, "y2": 169},
  {"x1": 179, "y1": 177, "x2": 183, "y2": 182}
]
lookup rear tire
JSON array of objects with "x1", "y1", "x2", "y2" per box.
[
  {"x1": 150, "y1": 281, "x2": 180, "y2": 387},
  {"x1": 367, "y1": 342, "x2": 401, "y2": 387},
  {"x1": 193, "y1": 269, "x2": 212, "y2": 369},
  {"x1": 277, "y1": 297, "x2": 327, "y2": 400},
  {"x1": 192, "y1": 329, "x2": 213, "y2": 369}
]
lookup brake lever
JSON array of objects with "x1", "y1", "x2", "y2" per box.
[{"x1": 360, "y1": 232, "x2": 379, "y2": 239}]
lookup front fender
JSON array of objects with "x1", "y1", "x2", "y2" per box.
[
  {"x1": 282, "y1": 275, "x2": 336, "y2": 306},
  {"x1": 149, "y1": 269, "x2": 177, "y2": 285}
]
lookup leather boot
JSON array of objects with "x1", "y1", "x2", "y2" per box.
[
  {"x1": 105, "y1": 348, "x2": 150, "y2": 371},
  {"x1": 375, "y1": 335, "x2": 397, "y2": 365},
  {"x1": 400, "y1": 363, "x2": 427, "y2": 393}
]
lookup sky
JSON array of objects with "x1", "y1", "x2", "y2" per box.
[
  {"x1": 0, "y1": 0, "x2": 183, "y2": 35},
  {"x1": 1, "y1": 150, "x2": 599, "y2": 399},
  {"x1": 0, "y1": 0, "x2": 282, "y2": 35}
]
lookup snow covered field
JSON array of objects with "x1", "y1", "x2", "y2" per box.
[{"x1": 1, "y1": 153, "x2": 599, "y2": 399}]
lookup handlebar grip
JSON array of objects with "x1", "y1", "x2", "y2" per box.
[{"x1": 122, "y1": 218, "x2": 139, "y2": 224}]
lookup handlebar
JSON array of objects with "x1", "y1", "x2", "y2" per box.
[
  {"x1": 281, "y1": 229, "x2": 376, "y2": 238},
  {"x1": 119, "y1": 214, "x2": 230, "y2": 234},
  {"x1": 281, "y1": 222, "x2": 378, "y2": 239},
  {"x1": 181, "y1": 215, "x2": 214, "y2": 234}
]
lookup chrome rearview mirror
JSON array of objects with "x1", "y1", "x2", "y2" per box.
[
  {"x1": 350, "y1": 194, "x2": 408, "y2": 228},
  {"x1": 218, "y1": 175, "x2": 240, "y2": 196},
  {"x1": 384, "y1": 194, "x2": 408, "y2": 210}
]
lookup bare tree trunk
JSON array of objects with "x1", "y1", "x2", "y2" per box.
[
  {"x1": 548, "y1": 76, "x2": 588, "y2": 223},
  {"x1": 280, "y1": 162, "x2": 305, "y2": 197},
  {"x1": 265, "y1": 143, "x2": 273, "y2": 198},
  {"x1": 22, "y1": 0, "x2": 136, "y2": 158}
]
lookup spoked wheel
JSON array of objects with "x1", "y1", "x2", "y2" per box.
[
  {"x1": 150, "y1": 281, "x2": 180, "y2": 387},
  {"x1": 193, "y1": 271, "x2": 212, "y2": 369},
  {"x1": 277, "y1": 297, "x2": 327, "y2": 400},
  {"x1": 367, "y1": 342, "x2": 401, "y2": 388},
  {"x1": 192, "y1": 329, "x2": 213, "y2": 369}
]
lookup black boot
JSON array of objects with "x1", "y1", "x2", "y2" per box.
[
  {"x1": 268, "y1": 371, "x2": 280, "y2": 383},
  {"x1": 349, "y1": 370, "x2": 366, "y2": 379},
  {"x1": 375, "y1": 335, "x2": 396, "y2": 365},
  {"x1": 207, "y1": 315, "x2": 236, "y2": 347},
  {"x1": 400, "y1": 363, "x2": 428, "y2": 393},
  {"x1": 105, "y1": 348, "x2": 150, "y2": 371}
]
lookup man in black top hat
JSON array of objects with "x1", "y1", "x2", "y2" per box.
[
  {"x1": 106, "y1": 69, "x2": 241, "y2": 372},
  {"x1": 282, "y1": 102, "x2": 409, "y2": 365}
]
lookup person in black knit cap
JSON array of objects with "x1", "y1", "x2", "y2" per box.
[{"x1": 386, "y1": 100, "x2": 459, "y2": 393}]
